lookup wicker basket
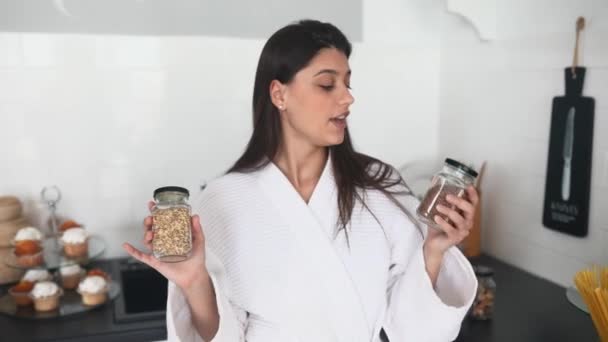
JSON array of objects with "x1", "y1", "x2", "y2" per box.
[
  {"x1": 0, "y1": 247, "x2": 25, "y2": 284},
  {"x1": 0, "y1": 196, "x2": 22, "y2": 222},
  {"x1": 0, "y1": 216, "x2": 28, "y2": 248}
]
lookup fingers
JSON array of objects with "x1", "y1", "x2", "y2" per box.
[
  {"x1": 191, "y1": 215, "x2": 201, "y2": 236},
  {"x1": 466, "y1": 186, "x2": 480, "y2": 206},
  {"x1": 144, "y1": 215, "x2": 153, "y2": 227},
  {"x1": 122, "y1": 242, "x2": 160, "y2": 269},
  {"x1": 434, "y1": 215, "x2": 469, "y2": 241},
  {"x1": 143, "y1": 215, "x2": 154, "y2": 250},
  {"x1": 445, "y1": 190, "x2": 478, "y2": 229},
  {"x1": 436, "y1": 205, "x2": 465, "y2": 227},
  {"x1": 143, "y1": 230, "x2": 153, "y2": 249},
  {"x1": 191, "y1": 215, "x2": 205, "y2": 249},
  {"x1": 445, "y1": 194, "x2": 475, "y2": 217},
  {"x1": 147, "y1": 201, "x2": 155, "y2": 212}
]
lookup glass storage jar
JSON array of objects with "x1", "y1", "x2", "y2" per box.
[
  {"x1": 416, "y1": 158, "x2": 478, "y2": 231},
  {"x1": 469, "y1": 265, "x2": 496, "y2": 320},
  {"x1": 151, "y1": 186, "x2": 192, "y2": 262}
]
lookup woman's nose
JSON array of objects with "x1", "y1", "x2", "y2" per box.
[{"x1": 340, "y1": 88, "x2": 355, "y2": 106}]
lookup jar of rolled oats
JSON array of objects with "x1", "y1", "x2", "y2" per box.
[{"x1": 151, "y1": 186, "x2": 192, "y2": 262}]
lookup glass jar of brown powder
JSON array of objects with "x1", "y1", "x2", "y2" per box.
[
  {"x1": 151, "y1": 186, "x2": 193, "y2": 262},
  {"x1": 416, "y1": 158, "x2": 478, "y2": 231}
]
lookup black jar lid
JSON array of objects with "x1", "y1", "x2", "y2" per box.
[
  {"x1": 473, "y1": 265, "x2": 494, "y2": 277},
  {"x1": 154, "y1": 186, "x2": 189, "y2": 198},
  {"x1": 445, "y1": 158, "x2": 479, "y2": 178}
]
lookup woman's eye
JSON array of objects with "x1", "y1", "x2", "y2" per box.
[{"x1": 320, "y1": 85, "x2": 335, "y2": 91}]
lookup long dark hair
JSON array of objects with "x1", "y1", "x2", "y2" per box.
[{"x1": 228, "y1": 19, "x2": 419, "y2": 237}]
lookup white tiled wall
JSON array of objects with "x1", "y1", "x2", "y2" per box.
[
  {"x1": 0, "y1": 0, "x2": 443, "y2": 257},
  {"x1": 439, "y1": 0, "x2": 608, "y2": 286}
]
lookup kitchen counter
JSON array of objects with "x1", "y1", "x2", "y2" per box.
[
  {"x1": 0, "y1": 258, "x2": 166, "y2": 342},
  {"x1": 456, "y1": 255, "x2": 598, "y2": 342},
  {"x1": 0, "y1": 255, "x2": 598, "y2": 341}
]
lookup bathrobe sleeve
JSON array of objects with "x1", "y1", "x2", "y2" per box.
[
  {"x1": 166, "y1": 183, "x2": 248, "y2": 342},
  {"x1": 166, "y1": 248, "x2": 247, "y2": 342},
  {"x1": 382, "y1": 193, "x2": 478, "y2": 342}
]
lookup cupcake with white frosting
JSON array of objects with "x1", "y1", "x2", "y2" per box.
[
  {"x1": 30, "y1": 281, "x2": 63, "y2": 312},
  {"x1": 61, "y1": 228, "x2": 88, "y2": 257},
  {"x1": 77, "y1": 275, "x2": 109, "y2": 306},
  {"x1": 59, "y1": 264, "x2": 84, "y2": 289},
  {"x1": 14, "y1": 226, "x2": 44, "y2": 244},
  {"x1": 22, "y1": 269, "x2": 52, "y2": 283}
]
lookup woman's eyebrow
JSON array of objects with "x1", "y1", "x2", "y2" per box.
[{"x1": 313, "y1": 69, "x2": 351, "y2": 77}]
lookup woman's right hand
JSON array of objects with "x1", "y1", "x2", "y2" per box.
[{"x1": 122, "y1": 201, "x2": 208, "y2": 291}]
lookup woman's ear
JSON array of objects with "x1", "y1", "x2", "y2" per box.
[{"x1": 269, "y1": 80, "x2": 287, "y2": 111}]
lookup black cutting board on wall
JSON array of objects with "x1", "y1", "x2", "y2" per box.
[{"x1": 542, "y1": 67, "x2": 595, "y2": 237}]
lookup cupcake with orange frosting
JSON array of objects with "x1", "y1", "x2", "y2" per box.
[
  {"x1": 13, "y1": 227, "x2": 45, "y2": 267},
  {"x1": 9, "y1": 281, "x2": 34, "y2": 306},
  {"x1": 14, "y1": 241, "x2": 43, "y2": 267},
  {"x1": 86, "y1": 268, "x2": 110, "y2": 280},
  {"x1": 59, "y1": 220, "x2": 83, "y2": 233}
]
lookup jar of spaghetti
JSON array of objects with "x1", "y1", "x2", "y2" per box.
[{"x1": 416, "y1": 158, "x2": 477, "y2": 231}]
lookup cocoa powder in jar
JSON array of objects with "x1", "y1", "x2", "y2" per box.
[{"x1": 417, "y1": 182, "x2": 466, "y2": 227}]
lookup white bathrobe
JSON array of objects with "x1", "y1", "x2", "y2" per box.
[{"x1": 166, "y1": 157, "x2": 477, "y2": 342}]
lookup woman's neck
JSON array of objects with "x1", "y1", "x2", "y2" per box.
[{"x1": 273, "y1": 144, "x2": 328, "y2": 202}]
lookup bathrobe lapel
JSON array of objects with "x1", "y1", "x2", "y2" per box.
[{"x1": 256, "y1": 157, "x2": 371, "y2": 341}]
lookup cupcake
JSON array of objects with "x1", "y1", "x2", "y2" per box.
[
  {"x1": 22, "y1": 269, "x2": 52, "y2": 283},
  {"x1": 9, "y1": 281, "x2": 34, "y2": 306},
  {"x1": 30, "y1": 281, "x2": 62, "y2": 312},
  {"x1": 59, "y1": 219, "x2": 83, "y2": 233},
  {"x1": 14, "y1": 226, "x2": 44, "y2": 245},
  {"x1": 14, "y1": 240, "x2": 43, "y2": 267},
  {"x1": 86, "y1": 268, "x2": 110, "y2": 280},
  {"x1": 77, "y1": 275, "x2": 109, "y2": 306},
  {"x1": 59, "y1": 264, "x2": 84, "y2": 290},
  {"x1": 61, "y1": 228, "x2": 88, "y2": 257}
]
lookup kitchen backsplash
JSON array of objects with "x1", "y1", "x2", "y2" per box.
[{"x1": 0, "y1": 1, "x2": 444, "y2": 257}]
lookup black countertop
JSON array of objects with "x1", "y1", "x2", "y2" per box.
[
  {"x1": 456, "y1": 255, "x2": 598, "y2": 342},
  {"x1": 0, "y1": 255, "x2": 599, "y2": 342},
  {"x1": 0, "y1": 258, "x2": 166, "y2": 342}
]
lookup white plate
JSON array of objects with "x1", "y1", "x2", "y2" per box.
[{"x1": 566, "y1": 286, "x2": 589, "y2": 314}]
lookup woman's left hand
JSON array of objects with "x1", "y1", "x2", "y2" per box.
[{"x1": 424, "y1": 185, "x2": 480, "y2": 256}]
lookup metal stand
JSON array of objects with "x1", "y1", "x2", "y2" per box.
[{"x1": 41, "y1": 186, "x2": 62, "y2": 251}]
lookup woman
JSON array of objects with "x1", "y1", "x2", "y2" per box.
[{"x1": 123, "y1": 20, "x2": 478, "y2": 342}]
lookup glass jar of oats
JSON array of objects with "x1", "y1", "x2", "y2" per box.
[
  {"x1": 416, "y1": 158, "x2": 478, "y2": 231},
  {"x1": 151, "y1": 186, "x2": 193, "y2": 262},
  {"x1": 469, "y1": 265, "x2": 496, "y2": 320}
]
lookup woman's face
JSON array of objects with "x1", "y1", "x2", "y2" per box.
[{"x1": 275, "y1": 48, "x2": 355, "y2": 149}]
